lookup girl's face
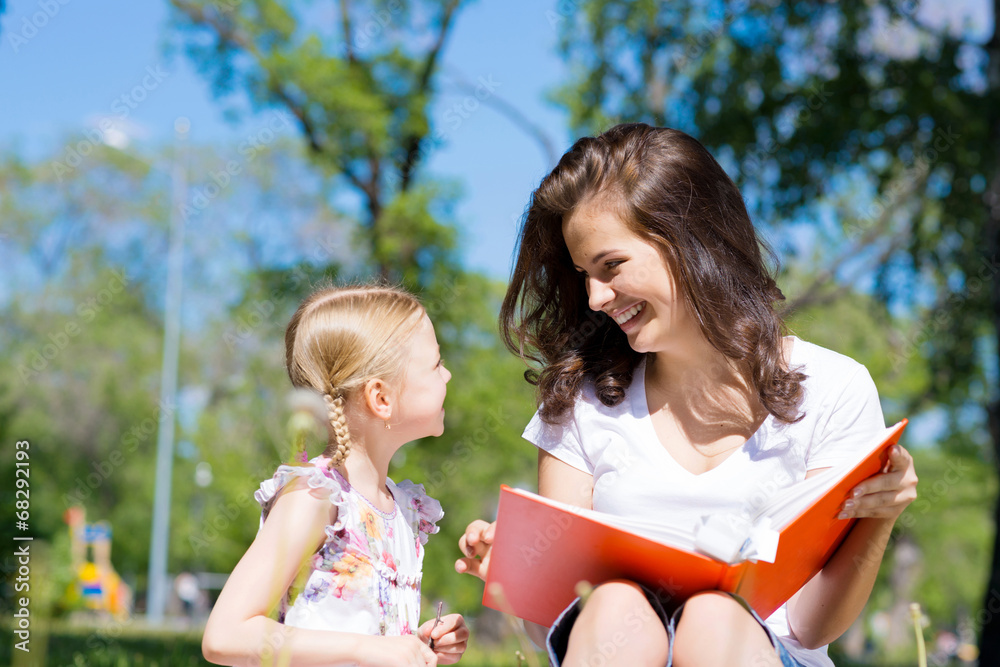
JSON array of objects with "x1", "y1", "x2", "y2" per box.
[
  {"x1": 562, "y1": 202, "x2": 702, "y2": 356},
  {"x1": 394, "y1": 313, "x2": 451, "y2": 439}
]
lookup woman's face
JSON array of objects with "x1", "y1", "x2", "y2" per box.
[{"x1": 562, "y1": 202, "x2": 702, "y2": 356}]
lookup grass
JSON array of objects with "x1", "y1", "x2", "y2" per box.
[{"x1": 0, "y1": 620, "x2": 547, "y2": 666}]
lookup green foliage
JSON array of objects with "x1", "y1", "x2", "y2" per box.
[
  {"x1": 893, "y1": 447, "x2": 995, "y2": 628},
  {"x1": 168, "y1": 0, "x2": 469, "y2": 283},
  {"x1": 0, "y1": 623, "x2": 546, "y2": 666},
  {"x1": 553, "y1": 0, "x2": 996, "y2": 415}
]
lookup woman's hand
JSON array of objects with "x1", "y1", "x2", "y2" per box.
[
  {"x1": 357, "y1": 634, "x2": 438, "y2": 667},
  {"x1": 454, "y1": 520, "x2": 495, "y2": 581},
  {"x1": 418, "y1": 613, "x2": 468, "y2": 665},
  {"x1": 839, "y1": 445, "x2": 918, "y2": 521}
]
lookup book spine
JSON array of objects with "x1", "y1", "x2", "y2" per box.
[{"x1": 720, "y1": 562, "x2": 749, "y2": 596}]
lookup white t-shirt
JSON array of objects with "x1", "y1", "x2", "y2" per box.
[{"x1": 523, "y1": 337, "x2": 885, "y2": 667}]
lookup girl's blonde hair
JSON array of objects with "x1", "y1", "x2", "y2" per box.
[{"x1": 284, "y1": 284, "x2": 425, "y2": 467}]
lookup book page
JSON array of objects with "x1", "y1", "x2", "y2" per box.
[{"x1": 753, "y1": 424, "x2": 897, "y2": 528}]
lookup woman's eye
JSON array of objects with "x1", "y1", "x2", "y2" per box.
[{"x1": 605, "y1": 260, "x2": 624, "y2": 270}]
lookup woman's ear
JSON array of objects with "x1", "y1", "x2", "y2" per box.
[{"x1": 361, "y1": 378, "x2": 394, "y2": 421}]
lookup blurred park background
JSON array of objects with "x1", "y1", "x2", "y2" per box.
[{"x1": 0, "y1": 0, "x2": 998, "y2": 665}]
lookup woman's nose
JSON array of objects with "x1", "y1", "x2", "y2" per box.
[{"x1": 587, "y1": 277, "x2": 614, "y2": 311}]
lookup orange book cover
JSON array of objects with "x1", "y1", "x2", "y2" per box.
[{"x1": 483, "y1": 420, "x2": 908, "y2": 627}]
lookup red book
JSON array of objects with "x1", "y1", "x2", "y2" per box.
[{"x1": 483, "y1": 420, "x2": 908, "y2": 627}]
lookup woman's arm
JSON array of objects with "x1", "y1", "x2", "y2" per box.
[
  {"x1": 786, "y1": 445, "x2": 918, "y2": 649},
  {"x1": 524, "y1": 450, "x2": 595, "y2": 646},
  {"x1": 202, "y1": 479, "x2": 436, "y2": 667}
]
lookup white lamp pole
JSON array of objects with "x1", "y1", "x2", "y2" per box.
[{"x1": 147, "y1": 117, "x2": 189, "y2": 624}]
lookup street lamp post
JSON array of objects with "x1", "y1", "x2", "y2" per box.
[{"x1": 146, "y1": 117, "x2": 189, "y2": 624}]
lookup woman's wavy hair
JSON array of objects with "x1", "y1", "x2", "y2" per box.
[{"x1": 500, "y1": 123, "x2": 805, "y2": 425}]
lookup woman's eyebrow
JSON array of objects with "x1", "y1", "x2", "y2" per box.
[
  {"x1": 591, "y1": 249, "x2": 623, "y2": 264},
  {"x1": 572, "y1": 249, "x2": 623, "y2": 271}
]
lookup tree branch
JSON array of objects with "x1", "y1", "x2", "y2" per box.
[
  {"x1": 340, "y1": 0, "x2": 355, "y2": 63},
  {"x1": 443, "y1": 71, "x2": 560, "y2": 168},
  {"x1": 780, "y1": 166, "x2": 929, "y2": 316},
  {"x1": 398, "y1": 0, "x2": 462, "y2": 191},
  {"x1": 170, "y1": 0, "x2": 375, "y2": 201}
]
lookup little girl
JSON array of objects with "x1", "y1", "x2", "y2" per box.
[{"x1": 203, "y1": 284, "x2": 468, "y2": 667}]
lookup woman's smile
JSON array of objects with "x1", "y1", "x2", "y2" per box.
[{"x1": 611, "y1": 301, "x2": 646, "y2": 328}]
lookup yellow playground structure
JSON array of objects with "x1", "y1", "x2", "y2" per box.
[{"x1": 64, "y1": 506, "x2": 132, "y2": 619}]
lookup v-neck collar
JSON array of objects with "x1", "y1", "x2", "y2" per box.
[{"x1": 631, "y1": 337, "x2": 799, "y2": 478}]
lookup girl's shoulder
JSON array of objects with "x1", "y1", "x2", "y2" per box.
[
  {"x1": 388, "y1": 478, "x2": 444, "y2": 545},
  {"x1": 255, "y1": 456, "x2": 351, "y2": 528}
]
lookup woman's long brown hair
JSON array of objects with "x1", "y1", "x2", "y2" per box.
[{"x1": 500, "y1": 123, "x2": 805, "y2": 424}]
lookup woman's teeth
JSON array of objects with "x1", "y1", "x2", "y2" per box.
[{"x1": 614, "y1": 303, "x2": 644, "y2": 325}]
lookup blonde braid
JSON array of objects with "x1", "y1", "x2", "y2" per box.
[{"x1": 323, "y1": 392, "x2": 352, "y2": 468}]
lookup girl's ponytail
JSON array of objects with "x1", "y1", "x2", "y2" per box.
[{"x1": 324, "y1": 391, "x2": 352, "y2": 467}]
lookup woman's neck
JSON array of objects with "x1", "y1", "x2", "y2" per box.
[{"x1": 645, "y1": 338, "x2": 765, "y2": 438}]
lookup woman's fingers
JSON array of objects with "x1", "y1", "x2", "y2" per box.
[{"x1": 841, "y1": 445, "x2": 918, "y2": 520}]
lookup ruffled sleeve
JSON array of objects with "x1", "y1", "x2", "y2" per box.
[
  {"x1": 393, "y1": 480, "x2": 444, "y2": 545},
  {"x1": 254, "y1": 458, "x2": 350, "y2": 532}
]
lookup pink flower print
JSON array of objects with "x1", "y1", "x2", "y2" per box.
[{"x1": 381, "y1": 550, "x2": 397, "y2": 573}]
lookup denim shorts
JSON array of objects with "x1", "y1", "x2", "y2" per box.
[{"x1": 545, "y1": 586, "x2": 808, "y2": 667}]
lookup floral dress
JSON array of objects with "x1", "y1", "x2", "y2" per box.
[{"x1": 254, "y1": 456, "x2": 443, "y2": 637}]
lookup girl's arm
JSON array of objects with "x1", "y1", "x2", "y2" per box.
[
  {"x1": 202, "y1": 478, "x2": 436, "y2": 667},
  {"x1": 785, "y1": 445, "x2": 918, "y2": 650}
]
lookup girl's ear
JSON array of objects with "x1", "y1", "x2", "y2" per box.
[{"x1": 361, "y1": 378, "x2": 394, "y2": 421}]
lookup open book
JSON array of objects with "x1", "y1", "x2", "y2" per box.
[{"x1": 482, "y1": 420, "x2": 908, "y2": 626}]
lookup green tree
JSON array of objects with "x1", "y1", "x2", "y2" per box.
[
  {"x1": 168, "y1": 0, "x2": 545, "y2": 613},
  {"x1": 0, "y1": 137, "x2": 359, "y2": 604},
  {"x1": 168, "y1": 0, "x2": 466, "y2": 287},
  {"x1": 550, "y1": 0, "x2": 998, "y2": 659}
]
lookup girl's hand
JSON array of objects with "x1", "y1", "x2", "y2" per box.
[
  {"x1": 839, "y1": 445, "x2": 918, "y2": 521},
  {"x1": 455, "y1": 520, "x2": 495, "y2": 581},
  {"x1": 418, "y1": 613, "x2": 469, "y2": 665},
  {"x1": 357, "y1": 634, "x2": 437, "y2": 667}
]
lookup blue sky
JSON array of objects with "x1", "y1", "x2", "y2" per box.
[{"x1": 0, "y1": 0, "x2": 573, "y2": 279}]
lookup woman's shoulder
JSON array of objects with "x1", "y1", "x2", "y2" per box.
[
  {"x1": 787, "y1": 337, "x2": 880, "y2": 411},
  {"x1": 788, "y1": 336, "x2": 870, "y2": 378}
]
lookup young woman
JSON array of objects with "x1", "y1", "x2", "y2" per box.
[{"x1": 457, "y1": 124, "x2": 917, "y2": 667}]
